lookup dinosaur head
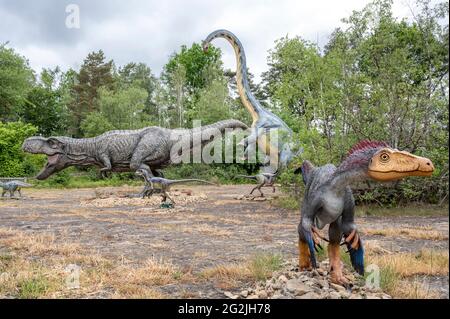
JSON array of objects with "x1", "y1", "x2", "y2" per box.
[
  {"x1": 22, "y1": 136, "x2": 77, "y2": 180},
  {"x1": 367, "y1": 147, "x2": 434, "y2": 181},
  {"x1": 340, "y1": 140, "x2": 434, "y2": 182}
]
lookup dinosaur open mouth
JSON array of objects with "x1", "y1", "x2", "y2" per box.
[
  {"x1": 36, "y1": 154, "x2": 62, "y2": 180},
  {"x1": 368, "y1": 169, "x2": 433, "y2": 181}
]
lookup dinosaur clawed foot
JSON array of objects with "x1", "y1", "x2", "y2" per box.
[
  {"x1": 330, "y1": 269, "x2": 351, "y2": 287},
  {"x1": 328, "y1": 243, "x2": 352, "y2": 288}
]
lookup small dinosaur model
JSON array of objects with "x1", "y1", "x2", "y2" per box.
[
  {"x1": 135, "y1": 168, "x2": 216, "y2": 204},
  {"x1": 236, "y1": 173, "x2": 276, "y2": 197},
  {"x1": 203, "y1": 30, "x2": 301, "y2": 175},
  {"x1": 22, "y1": 119, "x2": 247, "y2": 196},
  {"x1": 296, "y1": 140, "x2": 434, "y2": 285},
  {"x1": 0, "y1": 180, "x2": 33, "y2": 198}
]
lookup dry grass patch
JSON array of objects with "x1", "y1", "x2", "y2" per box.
[
  {"x1": 366, "y1": 249, "x2": 448, "y2": 299},
  {"x1": 189, "y1": 223, "x2": 233, "y2": 237},
  {"x1": 0, "y1": 228, "x2": 81, "y2": 257},
  {"x1": 368, "y1": 249, "x2": 448, "y2": 277},
  {"x1": 201, "y1": 253, "x2": 283, "y2": 288},
  {"x1": 0, "y1": 227, "x2": 189, "y2": 299},
  {"x1": 389, "y1": 279, "x2": 441, "y2": 299},
  {"x1": 363, "y1": 227, "x2": 447, "y2": 241}
]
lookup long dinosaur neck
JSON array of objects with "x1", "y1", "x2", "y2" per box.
[{"x1": 204, "y1": 30, "x2": 263, "y2": 123}]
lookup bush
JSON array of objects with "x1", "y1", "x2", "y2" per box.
[{"x1": 0, "y1": 121, "x2": 38, "y2": 177}]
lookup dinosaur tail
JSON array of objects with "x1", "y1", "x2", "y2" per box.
[
  {"x1": 187, "y1": 119, "x2": 248, "y2": 145},
  {"x1": 12, "y1": 181, "x2": 33, "y2": 187},
  {"x1": 203, "y1": 30, "x2": 264, "y2": 123},
  {"x1": 236, "y1": 175, "x2": 257, "y2": 180}
]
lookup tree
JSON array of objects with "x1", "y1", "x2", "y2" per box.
[
  {"x1": 117, "y1": 62, "x2": 158, "y2": 116},
  {"x1": 19, "y1": 86, "x2": 66, "y2": 136},
  {"x1": 160, "y1": 43, "x2": 223, "y2": 127},
  {"x1": 190, "y1": 78, "x2": 232, "y2": 125},
  {"x1": 69, "y1": 50, "x2": 115, "y2": 136},
  {"x1": 262, "y1": 0, "x2": 448, "y2": 204},
  {"x1": 0, "y1": 45, "x2": 35, "y2": 121},
  {"x1": 81, "y1": 86, "x2": 149, "y2": 137}
]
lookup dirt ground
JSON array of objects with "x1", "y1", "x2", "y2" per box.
[{"x1": 0, "y1": 185, "x2": 448, "y2": 298}]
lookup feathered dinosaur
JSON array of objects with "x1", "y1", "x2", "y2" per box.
[
  {"x1": 203, "y1": 30, "x2": 301, "y2": 175},
  {"x1": 295, "y1": 140, "x2": 434, "y2": 285},
  {"x1": 22, "y1": 120, "x2": 247, "y2": 196},
  {"x1": 236, "y1": 173, "x2": 276, "y2": 197},
  {"x1": 0, "y1": 180, "x2": 33, "y2": 198},
  {"x1": 135, "y1": 168, "x2": 216, "y2": 204}
]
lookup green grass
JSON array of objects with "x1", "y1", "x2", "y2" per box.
[
  {"x1": 18, "y1": 277, "x2": 50, "y2": 299},
  {"x1": 248, "y1": 253, "x2": 284, "y2": 281},
  {"x1": 379, "y1": 266, "x2": 401, "y2": 293}
]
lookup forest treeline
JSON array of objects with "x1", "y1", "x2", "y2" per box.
[{"x1": 0, "y1": 0, "x2": 448, "y2": 205}]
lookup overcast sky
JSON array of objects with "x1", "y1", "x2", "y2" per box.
[{"x1": 0, "y1": 0, "x2": 423, "y2": 82}]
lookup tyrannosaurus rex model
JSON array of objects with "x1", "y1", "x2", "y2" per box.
[
  {"x1": 135, "y1": 168, "x2": 216, "y2": 204},
  {"x1": 203, "y1": 30, "x2": 301, "y2": 175},
  {"x1": 22, "y1": 119, "x2": 247, "y2": 195},
  {"x1": 296, "y1": 140, "x2": 434, "y2": 285}
]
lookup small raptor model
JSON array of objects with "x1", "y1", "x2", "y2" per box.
[
  {"x1": 295, "y1": 140, "x2": 434, "y2": 285},
  {"x1": 22, "y1": 119, "x2": 247, "y2": 196},
  {"x1": 0, "y1": 180, "x2": 33, "y2": 198},
  {"x1": 136, "y1": 168, "x2": 216, "y2": 204},
  {"x1": 203, "y1": 30, "x2": 301, "y2": 175},
  {"x1": 236, "y1": 173, "x2": 276, "y2": 197}
]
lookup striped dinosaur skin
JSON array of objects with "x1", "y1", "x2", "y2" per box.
[
  {"x1": 0, "y1": 181, "x2": 32, "y2": 198},
  {"x1": 203, "y1": 30, "x2": 299, "y2": 174}
]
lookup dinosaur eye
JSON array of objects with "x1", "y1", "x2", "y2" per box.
[{"x1": 380, "y1": 153, "x2": 390, "y2": 162}]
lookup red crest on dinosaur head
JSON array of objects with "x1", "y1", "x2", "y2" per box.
[{"x1": 347, "y1": 140, "x2": 389, "y2": 157}]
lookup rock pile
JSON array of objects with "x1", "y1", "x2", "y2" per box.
[{"x1": 224, "y1": 258, "x2": 392, "y2": 299}]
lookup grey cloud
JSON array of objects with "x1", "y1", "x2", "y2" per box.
[{"x1": 0, "y1": 0, "x2": 417, "y2": 81}]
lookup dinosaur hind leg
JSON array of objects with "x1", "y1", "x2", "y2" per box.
[
  {"x1": 298, "y1": 224, "x2": 318, "y2": 270},
  {"x1": 298, "y1": 239, "x2": 312, "y2": 271},
  {"x1": 328, "y1": 220, "x2": 350, "y2": 286}
]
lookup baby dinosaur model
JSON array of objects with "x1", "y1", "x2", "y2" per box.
[
  {"x1": 203, "y1": 30, "x2": 301, "y2": 175},
  {"x1": 236, "y1": 173, "x2": 276, "y2": 197},
  {"x1": 296, "y1": 140, "x2": 434, "y2": 285},
  {"x1": 135, "y1": 168, "x2": 216, "y2": 205},
  {"x1": 0, "y1": 180, "x2": 33, "y2": 198},
  {"x1": 22, "y1": 119, "x2": 247, "y2": 196}
]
